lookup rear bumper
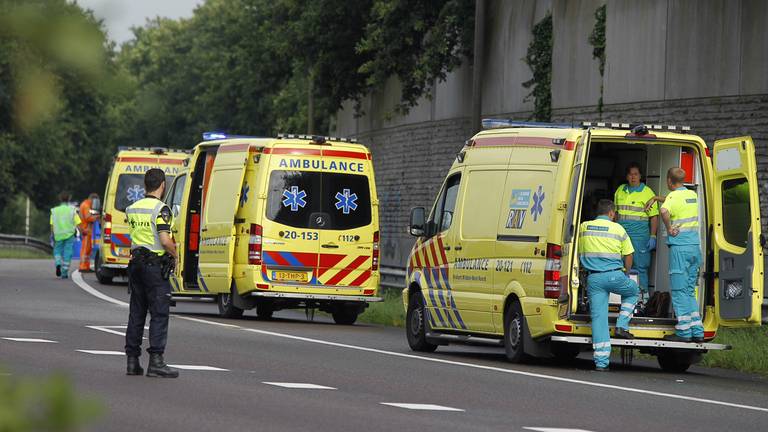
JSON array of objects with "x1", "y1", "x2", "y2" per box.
[
  {"x1": 249, "y1": 291, "x2": 383, "y2": 302},
  {"x1": 550, "y1": 335, "x2": 730, "y2": 351}
]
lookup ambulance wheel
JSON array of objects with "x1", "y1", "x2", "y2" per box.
[
  {"x1": 94, "y1": 253, "x2": 112, "y2": 285},
  {"x1": 504, "y1": 301, "x2": 528, "y2": 363},
  {"x1": 406, "y1": 291, "x2": 437, "y2": 352},
  {"x1": 218, "y1": 284, "x2": 244, "y2": 319},
  {"x1": 657, "y1": 352, "x2": 693, "y2": 373},
  {"x1": 331, "y1": 306, "x2": 360, "y2": 325},
  {"x1": 256, "y1": 300, "x2": 274, "y2": 319}
]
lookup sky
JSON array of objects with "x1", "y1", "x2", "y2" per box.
[{"x1": 76, "y1": 0, "x2": 203, "y2": 44}]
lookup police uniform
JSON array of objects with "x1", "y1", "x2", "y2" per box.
[
  {"x1": 614, "y1": 183, "x2": 659, "y2": 296},
  {"x1": 124, "y1": 195, "x2": 177, "y2": 377},
  {"x1": 50, "y1": 202, "x2": 82, "y2": 279},
  {"x1": 579, "y1": 216, "x2": 639, "y2": 369},
  {"x1": 662, "y1": 187, "x2": 704, "y2": 340}
]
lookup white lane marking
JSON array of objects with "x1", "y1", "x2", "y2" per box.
[
  {"x1": 524, "y1": 428, "x2": 595, "y2": 432},
  {"x1": 73, "y1": 275, "x2": 768, "y2": 414},
  {"x1": 168, "y1": 365, "x2": 229, "y2": 371},
  {"x1": 86, "y1": 325, "x2": 147, "y2": 339},
  {"x1": 1, "y1": 337, "x2": 57, "y2": 343},
  {"x1": 381, "y1": 403, "x2": 464, "y2": 412},
  {"x1": 263, "y1": 382, "x2": 336, "y2": 390},
  {"x1": 77, "y1": 350, "x2": 125, "y2": 355},
  {"x1": 175, "y1": 316, "x2": 240, "y2": 328},
  {"x1": 72, "y1": 270, "x2": 128, "y2": 307}
]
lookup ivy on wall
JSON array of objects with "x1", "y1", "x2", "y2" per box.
[
  {"x1": 588, "y1": 4, "x2": 606, "y2": 118},
  {"x1": 522, "y1": 12, "x2": 553, "y2": 122}
]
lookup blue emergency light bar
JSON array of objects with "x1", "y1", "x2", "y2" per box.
[
  {"x1": 482, "y1": 118, "x2": 576, "y2": 130},
  {"x1": 202, "y1": 131, "x2": 263, "y2": 141}
]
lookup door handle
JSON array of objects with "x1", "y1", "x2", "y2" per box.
[
  {"x1": 321, "y1": 243, "x2": 339, "y2": 249},
  {"x1": 201, "y1": 228, "x2": 208, "y2": 232},
  {"x1": 444, "y1": 246, "x2": 451, "y2": 251},
  {"x1": 454, "y1": 245, "x2": 462, "y2": 251}
]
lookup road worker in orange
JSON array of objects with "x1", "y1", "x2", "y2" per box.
[{"x1": 78, "y1": 193, "x2": 101, "y2": 272}]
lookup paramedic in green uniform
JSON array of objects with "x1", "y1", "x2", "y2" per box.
[{"x1": 50, "y1": 192, "x2": 82, "y2": 279}]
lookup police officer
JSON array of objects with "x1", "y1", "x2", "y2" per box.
[
  {"x1": 649, "y1": 167, "x2": 704, "y2": 343},
  {"x1": 614, "y1": 162, "x2": 658, "y2": 302},
  {"x1": 579, "y1": 199, "x2": 639, "y2": 371},
  {"x1": 124, "y1": 168, "x2": 179, "y2": 378}
]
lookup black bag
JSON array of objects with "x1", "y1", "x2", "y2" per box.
[{"x1": 644, "y1": 292, "x2": 671, "y2": 318}]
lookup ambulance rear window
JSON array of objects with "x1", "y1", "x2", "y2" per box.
[
  {"x1": 114, "y1": 173, "x2": 175, "y2": 212},
  {"x1": 266, "y1": 170, "x2": 372, "y2": 230}
]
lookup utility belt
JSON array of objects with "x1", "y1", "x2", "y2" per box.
[
  {"x1": 130, "y1": 248, "x2": 174, "y2": 280},
  {"x1": 586, "y1": 268, "x2": 622, "y2": 275}
]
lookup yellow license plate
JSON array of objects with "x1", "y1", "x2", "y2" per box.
[{"x1": 272, "y1": 271, "x2": 309, "y2": 283}]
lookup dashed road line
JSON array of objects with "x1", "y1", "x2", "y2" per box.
[
  {"x1": 263, "y1": 382, "x2": 336, "y2": 389},
  {"x1": 168, "y1": 365, "x2": 229, "y2": 371},
  {"x1": 380, "y1": 403, "x2": 464, "y2": 412},
  {"x1": 1, "y1": 337, "x2": 58, "y2": 343},
  {"x1": 77, "y1": 350, "x2": 125, "y2": 355},
  {"x1": 86, "y1": 325, "x2": 147, "y2": 339},
  {"x1": 72, "y1": 269, "x2": 768, "y2": 414},
  {"x1": 523, "y1": 428, "x2": 596, "y2": 432}
]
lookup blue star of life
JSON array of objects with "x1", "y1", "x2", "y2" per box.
[
  {"x1": 335, "y1": 189, "x2": 358, "y2": 214},
  {"x1": 240, "y1": 183, "x2": 250, "y2": 207},
  {"x1": 531, "y1": 185, "x2": 545, "y2": 222},
  {"x1": 282, "y1": 186, "x2": 307, "y2": 211},
  {"x1": 127, "y1": 184, "x2": 145, "y2": 203}
]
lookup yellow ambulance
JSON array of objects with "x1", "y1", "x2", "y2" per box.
[
  {"x1": 165, "y1": 133, "x2": 381, "y2": 324},
  {"x1": 404, "y1": 120, "x2": 763, "y2": 372},
  {"x1": 95, "y1": 147, "x2": 188, "y2": 284}
]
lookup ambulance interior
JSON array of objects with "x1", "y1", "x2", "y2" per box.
[{"x1": 574, "y1": 141, "x2": 709, "y2": 324}]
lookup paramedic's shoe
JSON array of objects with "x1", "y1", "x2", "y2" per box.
[
  {"x1": 663, "y1": 334, "x2": 691, "y2": 343},
  {"x1": 55, "y1": 265, "x2": 61, "y2": 277},
  {"x1": 691, "y1": 336, "x2": 704, "y2": 343},
  {"x1": 146, "y1": 354, "x2": 179, "y2": 378},
  {"x1": 594, "y1": 366, "x2": 610, "y2": 372},
  {"x1": 126, "y1": 356, "x2": 143, "y2": 376},
  {"x1": 614, "y1": 328, "x2": 634, "y2": 339}
]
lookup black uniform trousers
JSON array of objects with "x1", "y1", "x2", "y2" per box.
[{"x1": 125, "y1": 259, "x2": 171, "y2": 357}]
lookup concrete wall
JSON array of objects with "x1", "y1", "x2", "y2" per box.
[{"x1": 335, "y1": 0, "x2": 768, "y2": 270}]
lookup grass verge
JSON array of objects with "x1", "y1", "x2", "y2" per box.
[
  {"x1": 358, "y1": 289, "x2": 405, "y2": 327},
  {"x1": 0, "y1": 247, "x2": 50, "y2": 259},
  {"x1": 700, "y1": 326, "x2": 768, "y2": 376}
]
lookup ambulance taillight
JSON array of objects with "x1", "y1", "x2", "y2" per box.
[
  {"x1": 103, "y1": 213, "x2": 112, "y2": 244},
  {"x1": 248, "y1": 224, "x2": 263, "y2": 265},
  {"x1": 372, "y1": 231, "x2": 380, "y2": 271},
  {"x1": 544, "y1": 243, "x2": 562, "y2": 298}
]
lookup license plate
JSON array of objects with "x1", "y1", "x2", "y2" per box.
[{"x1": 272, "y1": 271, "x2": 309, "y2": 283}]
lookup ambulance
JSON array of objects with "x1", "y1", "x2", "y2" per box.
[
  {"x1": 164, "y1": 133, "x2": 381, "y2": 324},
  {"x1": 404, "y1": 120, "x2": 763, "y2": 372},
  {"x1": 95, "y1": 147, "x2": 189, "y2": 284}
]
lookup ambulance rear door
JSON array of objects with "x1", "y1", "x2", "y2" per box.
[
  {"x1": 563, "y1": 131, "x2": 591, "y2": 316},
  {"x1": 712, "y1": 136, "x2": 763, "y2": 326},
  {"x1": 198, "y1": 142, "x2": 250, "y2": 293}
]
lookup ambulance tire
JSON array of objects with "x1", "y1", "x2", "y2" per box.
[
  {"x1": 217, "y1": 284, "x2": 244, "y2": 319},
  {"x1": 331, "y1": 306, "x2": 360, "y2": 325},
  {"x1": 406, "y1": 291, "x2": 438, "y2": 353},
  {"x1": 255, "y1": 300, "x2": 274, "y2": 319},
  {"x1": 504, "y1": 301, "x2": 528, "y2": 363},
  {"x1": 94, "y1": 252, "x2": 113, "y2": 285},
  {"x1": 657, "y1": 352, "x2": 693, "y2": 373}
]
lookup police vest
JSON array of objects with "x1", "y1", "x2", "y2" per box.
[
  {"x1": 662, "y1": 188, "x2": 700, "y2": 246},
  {"x1": 126, "y1": 197, "x2": 169, "y2": 255},
  {"x1": 614, "y1": 184, "x2": 658, "y2": 223},
  {"x1": 51, "y1": 204, "x2": 79, "y2": 241},
  {"x1": 578, "y1": 217, "x2": 635, "y2": 272}
]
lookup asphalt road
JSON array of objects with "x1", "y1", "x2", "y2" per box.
[{"x1": 2, "y1": 258, "x2": 768, "y2": 432}]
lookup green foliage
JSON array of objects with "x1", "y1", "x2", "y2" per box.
[
  {"x1": 522, "y1": 12, "x2": 552, "y2": 122},
  {"x1": 0, "y1": 247, "x2": 50, "y2": 259},
  {"x1": 0, "y1": 372, "x2": 102, "y2": 430},
  {"x1": 588, "y1": 4, "x2": 606, "y2": 118},
  {"x1": 700, "y1": 327, "x2": 768, "y2": 376},
  {"x1": 358, "y1": 289, "x2": 405, "y2": 327},
  {"x1": 357, "y1": 0, "x2": 474, "y2": 114},
  {"x1": 0, "y1": 194, "x2": 50, "y2": 239}
]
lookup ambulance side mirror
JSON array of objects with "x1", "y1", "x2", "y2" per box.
[{"x1": 409, "y1": 207, "x2": 426, "y2": 237}]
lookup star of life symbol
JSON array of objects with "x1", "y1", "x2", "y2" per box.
[
  {"x1": 334, "y1": 189, "x2": 358, "y2": 214},
  {"x1": 126, "y1": 184, "x2": 145, "y2": 203},
  {"x1": 531, "y1": 185, "x2": 545, "y2": 222},
  {"x1": 282, "y1": 186, "x2": 307, "y2": 211},
  {"x1": 240, "y1": 183, "x2": 249, "y2": 207}
]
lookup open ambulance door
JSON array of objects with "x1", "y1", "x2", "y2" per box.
[
  {"x1": 198, "y1": 142, "x2": 250, "y2": 293},
  {"x1": 564, "y1": 131, "x2": 591, "y2": 315},
  {"x1": 712, "y1": 136, "x2": 763, "y2": 326}
]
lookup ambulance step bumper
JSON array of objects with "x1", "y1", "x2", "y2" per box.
[
  {"x1": 551, "y1": 336, "x2": 730, "y2": 351},
  {"x1": 102, "y1": 263, "x2": 127, "y2": 269},
  {"x1": 425, "y1": 332, "x2": 504, "y2": 347},
  {"x1": 249, "y1": 292, "x2": 383, "y2": 302}
]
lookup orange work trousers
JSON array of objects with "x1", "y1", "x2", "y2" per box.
[{"x1": 79, "y1": 228, "x2": 93, "y2": 271}]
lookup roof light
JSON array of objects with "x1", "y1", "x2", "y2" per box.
[
  {"x1": 482, "y1": 118, "x2": 574, "y2": 130},
  {"x1": 202, "y1": 131, "x2": 262, "y2": 141},
  {"x1": 276, "y1": 133, "x2": 358, "y2": 144},
  {"x1": 582, "y1": 122, "x2": 692, "y2": 133}
]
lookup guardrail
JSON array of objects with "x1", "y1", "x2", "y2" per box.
[
  {"x1": 0, "y1": 233, "x2": 52, "y2": 254},
  {"x1": 380, "y1": 265, "x2": 406, "y2": 290}
]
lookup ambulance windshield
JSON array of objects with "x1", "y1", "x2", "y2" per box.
[
  {"x1": 115, "y1": 174, "x2": 175, "y2": 212},
  {"x1": 266, "y1": 170, "x2": 372, "y2": 229}
]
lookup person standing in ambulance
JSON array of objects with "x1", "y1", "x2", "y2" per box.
[
  {"x1": 614, "y1": 162, "x2": 658, "y2": 303},
  {"x1": 579, "y1": 199, "x2": 639, "y2": 371},
  {"x1": 648, "y1": 167, "x2": 704, "y2": 343}
]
